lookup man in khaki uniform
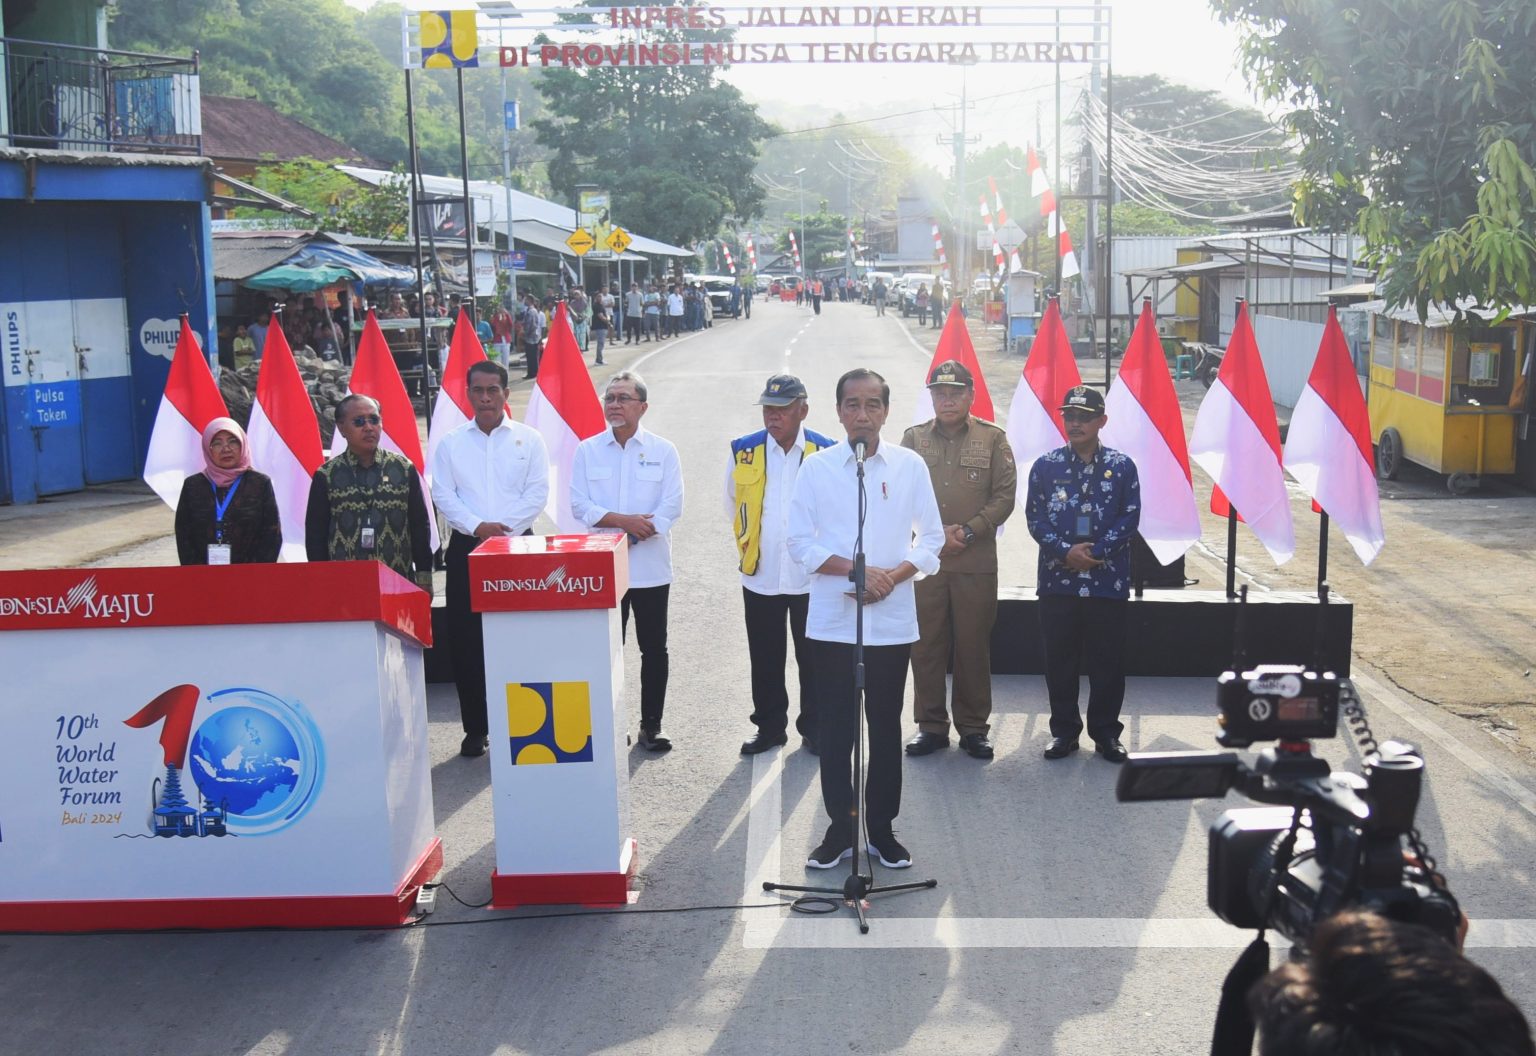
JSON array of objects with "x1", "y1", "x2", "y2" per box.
[{"x1": 901, "y1": 360, "x2": 1017, "y2": 759}]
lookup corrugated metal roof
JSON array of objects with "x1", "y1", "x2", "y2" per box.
[
  {"x1": 337, "y1": 165, "x2": 693, "y2": 257},
  {"x1": 213, "y1": 233, "x2": 314, "y2": 281}
]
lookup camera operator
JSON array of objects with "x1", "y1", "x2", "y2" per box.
[{"x1": 1249, "y1": 908, "x2": 1533, "y2": 1056}]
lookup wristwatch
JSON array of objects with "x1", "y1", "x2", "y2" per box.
[{"x1": 961, "y1": 525, "x2": 977, "y2": 544}]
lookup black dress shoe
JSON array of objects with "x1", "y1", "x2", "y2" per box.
[
  {"x1": 740, "y1": 731, "x2": 788, "y2": 755},
  {"x1": 1043, "y1": 736, "x2": 1080, "y2": 760},
  {"x1": 1095, "y1": 739, "x2": 1129, "y2": 763},
  {"x1": 958, "y1": 733, "x2": 995, "y2": 759},
  {"x1": 904, "y1": 731, "x2": 950, "y2": 756},
  {"x1": 460, "y1": 734, "x2": 489, "y2": 758},
  {"x1": 637, "y1": 728, "x2": 672, "y2": 752}
]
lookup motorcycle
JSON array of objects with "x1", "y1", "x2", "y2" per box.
[{"x1": 1188, "y1": 342, "x2": 1224, "y2": 388}]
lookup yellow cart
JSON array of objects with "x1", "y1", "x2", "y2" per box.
[{"x1": 1367, "y1": 303, "x2": 1531, "y2": 493}]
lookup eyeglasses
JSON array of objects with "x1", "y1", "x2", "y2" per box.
[
  {"x1": 350, "y1": 414, "x2": 382, "y2": 427},
  {"x1": 603, "y1": 394, "x2": 639, "y2": 404}
]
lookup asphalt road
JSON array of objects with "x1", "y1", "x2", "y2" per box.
[{"x1": 3, "y1": 297, "x2": 1534, "y2": 1056}]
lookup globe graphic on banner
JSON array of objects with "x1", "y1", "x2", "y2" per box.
[{"x1": 189, "y1": 706, "x2": 301, "y2": 816}]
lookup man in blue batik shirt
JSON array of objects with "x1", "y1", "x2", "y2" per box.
[{"x1": 1025, "y1": 385, "x2": 1141, "y2": 764}]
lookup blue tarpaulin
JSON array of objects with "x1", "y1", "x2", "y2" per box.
[{"x1": 245, "y1": 241, "x2": 417, "y2": 291}]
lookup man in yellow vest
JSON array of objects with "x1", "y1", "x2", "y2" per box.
[{"x1": 725, "y1": 374, "x2": 837, "y2": 755}]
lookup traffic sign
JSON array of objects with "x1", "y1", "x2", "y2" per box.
[
  {"x1": 565, "y1": 228, "x2": 595, "y2": 256},
  {"x1": 605, "y1": 226, "x2": 633, "y2": 255}
]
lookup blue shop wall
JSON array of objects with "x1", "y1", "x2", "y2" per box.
[{"x1": 0, "y1": 162, "x2": 214, "y2": 505}]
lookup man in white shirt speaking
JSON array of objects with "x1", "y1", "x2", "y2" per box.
[
  {"x1": 430, "y1": 360, "x2": 551, "y2": 758},
  {"x1": 572, "y1": 371, "x2": 686, "y2": 751},
  {"x1": 787, "y1": 367, "x2": 944, "y2": 871},
  {"x1": 725, "y1": 374, "x2": 837, "y2": 757}
]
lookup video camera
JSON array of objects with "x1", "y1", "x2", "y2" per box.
[{"x1": 1114, "y1": 588, "x2": 1460, "y2": 947}]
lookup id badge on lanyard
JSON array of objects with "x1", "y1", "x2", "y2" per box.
[{"x1": 210, "y1": 475, "x2": 243, "y2": 567}]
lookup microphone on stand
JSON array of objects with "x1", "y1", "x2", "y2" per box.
[{"x1": 854, "y1": 439, "x2": 867, "y2": 465}]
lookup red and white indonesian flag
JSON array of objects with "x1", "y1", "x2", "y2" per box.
[
  {"x1": 1190, "y1": 304, "x2": 1295, "y2": 565},
  {"x1": 746, "y1": 234, "x2": 758, "y2": 269},
  {"x1": 1027, "y1": 144, "x2": 1080, "y2": 280},
  {"x1": 1101, "y1": 300, "x2": 1201, "y2": 564},
  {"x1": 143, "y1": 315, "x2": 230, "y2": 509},
  {"x1": 525, "y1": 304, "x2": 605, "y2": 532},
  {"x1": 330, "y1": 308, "x2": 440, "y2": 549},
  {"x1": 1283, "y1": 306, "x2": 1385, "y2": 564},
  {"x1": 1006, "y1": 297, "x2": 1081, "y2": 469},
  {"x1": 426, "y1": 306, "x2": 489, "y2": 479},
  {"x1": 247, "y1": 319, "x2": 324, "y2": 561},
  {"x1": 913, "y1": 302, "x2": 996, "y2": 424}
]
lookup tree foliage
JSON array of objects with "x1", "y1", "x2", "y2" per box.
[
  {"x1": 779, "y1": 206, "x2": 852, "y2": 271},
  {"x1": 108, "y1": 0, "x2": 550, "y2": 183},
  {"x1": 530, "y1": 2, "x2": 775, "y2": 247},
  {"x1": 232, "y1": 158, "x2": 409, "y2": 238},
  {"x1": 1211, "y1": 0, "x2": 1536, "y2": 315}
]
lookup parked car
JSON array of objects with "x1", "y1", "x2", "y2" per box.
[
  {"x1": 897, "y1": 273, "x2": 941, "y2": 316},
  {"x1": 863, "y1": 270, "x2": 896, "y2": 304},
  {"x1": 684, "y1": 273, "x2": 737, "y2": 315}
]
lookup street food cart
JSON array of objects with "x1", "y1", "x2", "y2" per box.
[
  {"x1": 355, "y1": 316, "x2": 453, "y2": 396},
  {"x1": 1367, "y1": 301, "x2": 1533, "y2": 492}
]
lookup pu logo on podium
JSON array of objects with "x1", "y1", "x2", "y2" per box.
[{"x1": 506, "y1": 682, "x2": 594, "y2": 765}]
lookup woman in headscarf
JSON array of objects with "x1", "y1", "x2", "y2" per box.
[{"x1": 173, "y1": 418, "x2": 282, "y2": 565}]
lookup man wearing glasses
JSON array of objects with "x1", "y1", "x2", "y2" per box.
[
  {"x1": 901, "y1": 360, "x2": 1016, "y2": 761},
  {"x1": 306, "y1": 393, "x2": 433, "y2": 589},
  {"x1": 1024, "y1": 385, "x2": 1140, "y2": 764},
  {"x1": 430, "y1": 361, "x2": 551, "y2": 758},
  {"x1": 571, "y1": 371, "x2": 685, "y2": 752}
]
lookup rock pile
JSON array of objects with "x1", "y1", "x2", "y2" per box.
[{"x1": 219, "y1": 351, "x2": 351, "y2": 445}]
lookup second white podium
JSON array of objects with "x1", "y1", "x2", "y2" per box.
[{"x1": 471, "y1": 533, "x2": 636, "y2": 907}]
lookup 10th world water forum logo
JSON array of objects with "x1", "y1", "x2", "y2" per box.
[
  {"x1": 506, "y1": 681, "x2": 593, "y2": 765},
  {"x1": 123, "y1": 685, "x2": 325, "y2": 838}
]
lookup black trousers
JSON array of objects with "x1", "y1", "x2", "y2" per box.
[
  {"x1": 624, "y1": 315, "x2": 642, "y2": 343},
  {"x1": 620, "y1": 584, "x2": 670, "y2": 731},
  {"x1": 812, "y1": 639, "x2": 910, "y2": 839},
  {"x1": 1038, "y1": 594, "x2": 1128, "y2": 743},
  {"x1": 522, "y1": 339, "x2": 541, "y2": 378},
  {"x1": 742, "y1": 589, "x2": 814, "y2": 739},
  {"x1": 445, "y1": 531, "x2": 487, "y2": 737}
]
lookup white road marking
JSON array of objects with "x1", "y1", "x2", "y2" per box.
[
  {"x1": 629, "y1": 329, "x2": 707, "y2": 373},
  {"x1": 740, "y1": 687, "x2": 1536, "y2": 949},
  {"x1": 1350, "y1": 667, "x2": 1536, "y2": 821}
]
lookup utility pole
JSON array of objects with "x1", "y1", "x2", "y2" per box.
[
  {"x1": 938, "y1": 59, "x2": 978, "y2": 293},
  {"x1": 500, "y1": 60, "x2": 517, "y2": 311}
]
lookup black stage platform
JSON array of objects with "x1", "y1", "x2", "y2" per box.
[
  {"x1": 991, "y1": 587, "x2": 1352, "y2": 677},
  {"x1": 429, "y1": 588, "x2": 1352, "y2": 683}
]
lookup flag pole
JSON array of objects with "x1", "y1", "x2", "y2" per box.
[
  {"x1": 1317, "y1": 511, "x2": 1330, "y2": 601},
  {"x1": 1226, "y1": 507, "x2": 1238, "y2": 599}
]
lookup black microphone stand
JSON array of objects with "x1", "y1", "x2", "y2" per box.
[{"x1": 763, "y1": 438, "x2": 937, "y2": 933}]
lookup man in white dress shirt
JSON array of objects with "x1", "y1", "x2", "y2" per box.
[
  {"x1": 571, "y1": 371, "x2": 685, "y2": 751},
  {"x1": 724, "y1": 374, "x2": 837, "y2": 757},
  {"x1": 429, "y1": 360, "x2": 550, "y2": 757},
  {"x1": 787, "y1": 367, "x2": 944, "y2": 871}
]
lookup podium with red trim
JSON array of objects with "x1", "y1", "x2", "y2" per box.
[
  {"x1": 0, "y1": 562, "x2": 441, "y2": 931},
  {"x1": 470, "y1": 534, "x2": 637, "y2": 907}
]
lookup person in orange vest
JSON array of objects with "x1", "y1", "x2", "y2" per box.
[{"x1": 811, "y1": 278, "x2": 823, "y2": 315}]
